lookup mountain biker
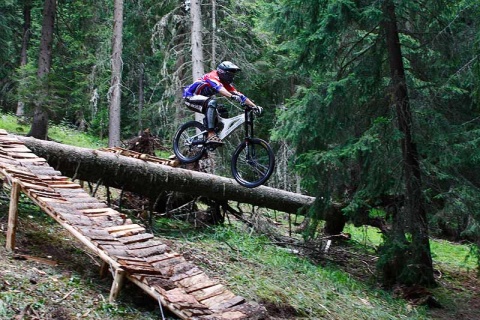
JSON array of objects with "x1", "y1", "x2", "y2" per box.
[{"x1": 183, "y1": 61, "x2": 261, "y2": 145}]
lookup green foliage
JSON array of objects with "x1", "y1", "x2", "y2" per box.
[
  {"x1": 0, "y1": 111, "x2": 106, "y2": 147},
  {"x1": 174, "y1": 224, "x2": 428, "y2": 319}
]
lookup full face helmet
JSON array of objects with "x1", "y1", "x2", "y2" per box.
[{"x1": 217, "y1": 61, "x2": 241, "y2": 84}]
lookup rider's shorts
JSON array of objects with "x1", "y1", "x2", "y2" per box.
[{"x1": 184, "y1": 95, "x2": 210, "y2": 113}]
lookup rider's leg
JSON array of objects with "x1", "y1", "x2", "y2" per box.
[{"x1": 206, "y1": 99, "x2": 219, "y2": 140}]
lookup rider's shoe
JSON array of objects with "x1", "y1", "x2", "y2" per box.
[{"x1": 206, "y1": 135, "x2": 224, "y2": 145}]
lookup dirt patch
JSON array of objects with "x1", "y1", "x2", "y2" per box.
[{"x1": 260, "y1": 300, "x2": 300, "y2": 319}]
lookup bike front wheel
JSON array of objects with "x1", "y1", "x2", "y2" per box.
[
  {"x1": 173, "y1": 121, "x2": 207, "y2": 163},
  {"x1": 231, "y1": 138, "x2": 275, "y2": 188}
]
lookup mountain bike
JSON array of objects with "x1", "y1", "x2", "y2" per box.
[{"x1": 172, "y1": 102, "x2": 275, "y2": 188}]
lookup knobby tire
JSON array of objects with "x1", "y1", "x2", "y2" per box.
[
  {"x1": 231, "y1": 138, "x2": 275, "y2": 188},
  {"x1": 173, "y1": 121, "x2": 207, "y2": 163}
]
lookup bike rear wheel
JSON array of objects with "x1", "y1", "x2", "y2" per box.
[
  {"x1": 231, "y1": 138, "x2": 275, "y2": 188},
  {"x1": 173, "y1": 121, "x2": 207, "y2": 163}
]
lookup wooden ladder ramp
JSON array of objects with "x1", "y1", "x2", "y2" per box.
[{"x1": 0, "y1": 129, "x2": 265, "y2": 320}]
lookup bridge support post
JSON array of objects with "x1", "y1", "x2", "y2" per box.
[
  {"x1": 6, "y1": 179, "x2": 20, "y2": 251},
  {"x1": 109, "y1": 268, "x2": 126, "y2": 302},
  {"x1": 99, "y1": 260, "x2": 110, "y2": 278}
]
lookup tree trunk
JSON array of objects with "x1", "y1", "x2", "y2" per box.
[
  {"x1": 137, "y1": 62, "x2": 144, "y2": 135},
  {"x1": 211, "y1": 0, "x2": 216, "y2": 68},
  {"x1": 172, "y1": 6, "x2": 188, "y2": 129},
  {"x1": 190, "y1": 0, "x2": 204, "y2": 123},
  {"x1": 108, "y1": 0, "x2": 124, "y2": 147},
  {"x1": 381, "y1": 0, "x2": 434, "y2": 287},
  {"x1": 18, "y1": 136, "x2": 315, "y2": 214},
  {"x1": 28, "y1": 0, "x2": 56, "y2": 140},
  {"x1": 16, "y1": 2, "x2": 32, "y2": 119}
]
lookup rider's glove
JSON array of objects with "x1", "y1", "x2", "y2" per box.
[
  {"x1": 253, "y1": 105, "x2": 263, "y2": 115},
  {"x1": 230, "y1": 94, "x2": 243, "y2": 103}
]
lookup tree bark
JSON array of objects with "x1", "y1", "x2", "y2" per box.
[
  {"x1": 137, "y1": 62, "x2": 144, "y2": 135},
  {"x1": 382, "y1": 0, "x2": 434, "y2": 287},
  {"x1": 28, "y1": 0, "x2": 56, "y2": 140},
  {"x1": 108, "y1": 0, "x2": 124, "y2": 147},
  {"x1": 190, "y1": 0, "x2": 205, "y2": 123},
  {"x1": 211, "y1": 0, "x2": 216, "y2": 68},
  {"x1": 16, "y1": 2, "x2": 32, "y2": 119},
  {"x1": 18, "y1": 136, "x2": 314, "y2": 214}
]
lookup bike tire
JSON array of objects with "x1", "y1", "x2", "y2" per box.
[
  {"x1": 231, "y1": 138, "x2": 275, "y2": 188},
  {"x1": 173, "y1": 121, "x2": 207, "y2": 163}
]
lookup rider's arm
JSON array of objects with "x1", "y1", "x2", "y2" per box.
[{"x1": 218, "y1": 87, "x2": 257, "y2": 107}]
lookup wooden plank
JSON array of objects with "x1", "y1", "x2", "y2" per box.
[
  {"x1": 144, "y1": 277, "x2": 177, "y2": 290},
  {"x1": 190, "y1": 284, "x2": 226, "y2": 302},
  {"x1": 210, "y1": 295, "x2": 245, "y2": 311},
  {"x1": 118, "y1": 233, "x2": 154, "y2": 244},
  {"x1": 169, "y1": 264, "x2": 202, "y2": 282},
  {"x1": 17, "y1": 158, "x2": 47, "y2": 164},
  {"x1": 63, "y1": 197, "x2": 99, "y2": 204},
  {"x1": 55, "y1": 188, "x2": 88, "y2": 194},
  {"x1": 36, "y1": 196, "x2": 68, "y2": 203},
  {"x1": 163, "y1": 288, "x2": 204, "y2": 308},
  {"x1": 58, "y1": 214, "x2": 94, "y2": 226},
  {"x1": 51, "y1": 183, "x2": 82, "y2": 189},
  {"x1": 81, "y1": 208, "x2": 118, "y2": 214},
  {"x1": 178, "y1": 273, "x2": 219, "y2": 294},
  {"x1": 5, "y1": 167, "x2": 38, "y2": 177},
  {"x1": 105, "y1": 224, "x2": 142, "y2": 233},
  {"x1": 100, "y1": 245, "x2": 129, "y2": 257},
  {"x1": 28, "y1": 190, "x2": 62, "y2": 198},
  {"x1": 146, "y1": 252, "x2": 182, "y2": 264},
  {"x1": 126, "y1": 244, "x2": 168, "y2": 258},
  {"x1": 90, "y1": 218, "x2": 131, "y2": 228},
  {"x1": 106, "y1": 224, "x2": 145, "y2": 238},
  {"x1": 0, "y1": 154, "x2": 18, "y2": 165},
  {"x1": 115, "y1": 256, "x2": 149, "y2": 263},
  {"x1": 111, "y1": 227, "x2": 146, "y2": 238},
  {"x1": 39, "y1": 176, "x2": 70, "y2": 182},
  {"x1": 126, "y1": 239, "x2": 166, "y2": 250},
  {"x1": 8, "y1": 152, "x2": 38, "y2": 158},
  {"x1": 19, "y1": 181, "x2": 53, "y2": 190},
  {"x1": 0, "y1": 137, "x2": 24, "y2": 144},
  {"x1": 0, "y1": 154, "x2": 17, "y2": 161},
  {"x1": 201, "y1": 291, "x2": 236, "y2": 309},
  {"x1": 117, "y1": 259, "x2": 150, "y2": 267},
  {"x1": 181, "y1": 308, "x2": 213, "y2": 317},
  {"x1": 26, "y1": 168, "x2": 62, "y2": 176},
  {"x1": 121, "y1": 264, "x2": 160, "y2": 275},
  {"x1": 2, "y1": 146, "x2": 31, "y2": 152},
  {"x1": 69, "y1": 202, "x2": 109, "y2": 210},
  {"x1": 93, "y1": 239, "x2": 122, "y2": 247},
  {"x1": 84, "y1": 211, "x2": 125, "y2": 219},
  {"x1": 80, "y1": 228, "x2": 116, "y2": 240}
]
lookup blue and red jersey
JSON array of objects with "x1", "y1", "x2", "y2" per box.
[{"x1": 183, "y1": 70, "x2": 244, "y2": 99}]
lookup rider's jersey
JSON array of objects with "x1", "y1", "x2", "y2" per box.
[{"x1": 183, "y1": 70, "x2": 244, "y2": 98}]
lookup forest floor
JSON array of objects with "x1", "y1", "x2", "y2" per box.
[{"x1": 0, "y1": 197, "x2": 479, "y2": 320}]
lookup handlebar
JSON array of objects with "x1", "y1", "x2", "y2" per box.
[{"x1": 241, "y1": 103, "x2": 263, "y2": 116}]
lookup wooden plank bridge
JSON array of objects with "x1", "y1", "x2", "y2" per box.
[{"x1": 0, "y1": 129, "x2": 265, "y2": 319}]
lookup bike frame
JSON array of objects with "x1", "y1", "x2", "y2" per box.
[{"x1": 216, "y1": 108, "x2": 254, "y2": 141}]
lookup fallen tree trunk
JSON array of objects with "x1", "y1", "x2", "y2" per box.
[{"x1": 18, "y1": 136, "x2": 315, "y2": 214}]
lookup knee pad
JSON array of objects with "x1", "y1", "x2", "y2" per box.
[{"x1": 206, "y1": 100, "x2": 218, "y2": 130}]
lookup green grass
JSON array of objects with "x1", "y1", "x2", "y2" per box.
[
  {"x1": 0, "y1": 113, "x2": 106, "y2": 148},
  {"x1": 168, "y1": 225, "x2": 429, "y2": 319},
  {"x1": 344, "y1": 224, "x2": 477, "y2": 271}
]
